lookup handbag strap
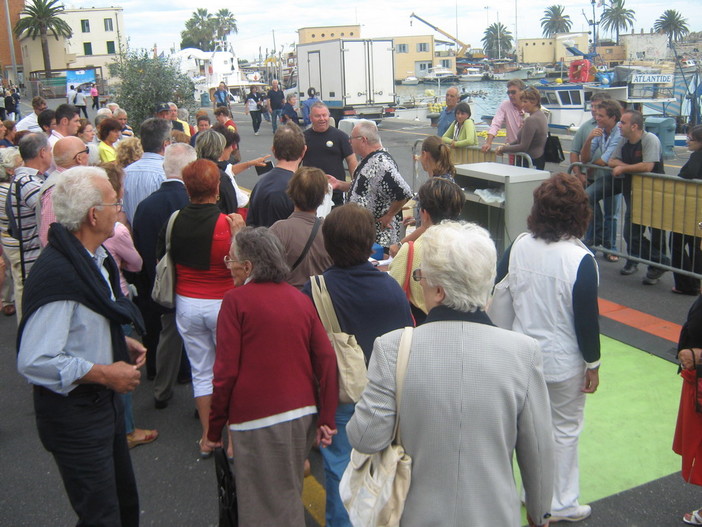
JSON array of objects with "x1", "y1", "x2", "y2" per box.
[
  {"x1": 392, "y1": 326, "x2": 414, "y2": 445},
  {"x1": 310, "y1": 275, "x2": 342, "y2": 334},
  {"x1": 291, "y1": 217, "x2": 321, "y2": 271},
  {"x1": 164, "y1": 210, "x2": 179, "y2": 255},
  {"x1": 401, "y1": 241, "x2": 414, "y2": 299}
]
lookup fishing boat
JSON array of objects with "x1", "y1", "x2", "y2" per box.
[
  {"x1": 401, "y1": 75, "x2": 420, "y2": 86},
  {"x1": 459, "y1": 67, "x2": 484, "y2": 83},
  {"x1": 421, "y1": 66, "x2": 458, "y2": 83}
]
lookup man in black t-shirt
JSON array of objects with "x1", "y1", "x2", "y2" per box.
[
  {"x1": 267, "y1": 79, "x2": 285, "y2": 133},
  {"x1": 302, "y1": 102, "x2": 358, "y2": 206}
]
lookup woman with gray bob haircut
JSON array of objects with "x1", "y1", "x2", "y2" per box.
[
  {"x1": 53, "y1": 167, "x2": 110, "y2": 232},
  {"x1": 233, "y1": 227, "x2": 290, "y2": 283},
  {"x1": 195, "y1": 129, "x2": 225, "y2": 161},
  {"x1": 347, "y1": 220, "x2": 555, "y2": 527},
  {"x1": 420, "y1": 222, "x2": 496, "y2": 312},
  {"x1": 206, "y1": 226, "x2": 338, "y2": 526}
]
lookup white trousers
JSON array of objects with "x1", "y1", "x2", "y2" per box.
[
  {"x1": 175, "y1": 295, "x2": 222, "y2": 398},
  {"x1": 547, "y1": 370, "x2": 587, "y2": 513}
]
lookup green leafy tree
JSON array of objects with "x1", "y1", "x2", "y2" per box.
[
  {"x1": 600, "y1": 0, "x2": 635, "y2": 44},
  {"x1": 654, "y1": 9, "x2": 689, "y2": 48},
  {"x1": 481, "y1": 23, "x2": 513, "y2": 59},
  {"x1": 109, "y1": 49, "x2": 197, "y2": 135},
  {"x1": 540, "y1": 5, "x2": 572, "y2": 38},
  {"x1": 14, "y1": 0, "x2": 72, "y2": 77}
]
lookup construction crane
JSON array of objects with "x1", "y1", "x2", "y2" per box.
[{"x1": 409, "y1": 12, "x2": 471, "y2": 58}]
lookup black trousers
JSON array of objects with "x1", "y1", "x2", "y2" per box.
[
  {"x1": 250, "y1": 110, "x2": 262, "y2": 133},
  {"x1": 34, "y1": 385, "x2": 139, "y2": 527}
]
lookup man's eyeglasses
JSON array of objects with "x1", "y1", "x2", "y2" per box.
[
  {"x1": 98, "y1": 199, "x2": 123, "y2": 212},
  {"x1": 73, "y1": 147, "x2": 90, "y2": 161},
  {"x1": 349, "y1": 135, "x2": 363, "y2": 141},
  {"x1": 412, "y1": 268, "x2": 425, "y2": 282},
  {"x1": 507, "y1": 90, "x2": 519, "y2": 95}
]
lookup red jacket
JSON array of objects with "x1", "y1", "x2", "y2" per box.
[{"x1": 208, "y1": 281, "x2": 338, "y2": 441}]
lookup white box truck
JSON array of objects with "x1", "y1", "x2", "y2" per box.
[{"x1": 297, "y1": 39, "x2": 395, "y2": 123}]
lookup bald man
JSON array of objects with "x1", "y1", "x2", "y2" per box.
[
  {"x1": 38, "y1": 136, "x2": 91, "y2": 247},
  {"x1": 437, "y1": 86, "x2": 459, "y2": 137}
]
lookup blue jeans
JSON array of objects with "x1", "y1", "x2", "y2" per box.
[
  {"x1": 271, "y1": 109, "x2": 283, "y2": 132},
  {"x1": 320, "y1": 403, "x2": 355, "y2": 527}
]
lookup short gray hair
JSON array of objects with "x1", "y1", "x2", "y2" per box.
[
  {"x1": 0, "y1": 147, "x2": 21, "y2": 181},
  {"x1": 195, "y1": 129, "x2": 225, "y2": 161},
  {"x1": 53, "y1": 166, "x2": 109, "y2": 232},
  {"x1": 233, "y1": 227, "x2": 290, "y2": 283},
  {"x1": 421, "y1": 221, "x2": 496, "y2": 312},
  {"x1": 113, "y1": 108, "x2": 127, "y2": 118},
  {"x1": 355, "y1": 119, "x2": 380, "y2": 145},
  {"x1": 177, "y1": 108, "x2": 189, "y2": 121},
  {"x1": 18, "y1": 132, "x2": 49, "y2": 161},
  {"x1": 96, "y1": 108, "x2": 113, "y2": 118},
  {"x1": 163, "y1": 143, "x2": 197, "y2": 180}
]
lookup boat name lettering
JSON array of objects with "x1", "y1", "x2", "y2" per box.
[{"x1": 631, "y1": 74, "x2": 674, "y2": 84}]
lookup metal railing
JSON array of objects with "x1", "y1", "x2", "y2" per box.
[{"x1": 569, "y1": 162, "x2": 702, "y2": 281}]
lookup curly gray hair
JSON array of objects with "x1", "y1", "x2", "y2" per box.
[
  {"x1": 53, "y1": 166, "x2": 110, "y2": 232},
  {"x1": 233, "y1": 227, "x2": 289, "y2": 283},
  {"x1": 0, "y1": 147, "x2": 22, "y2": 182}
]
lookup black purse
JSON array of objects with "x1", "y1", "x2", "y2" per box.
[
  {"x1": 214, "y1": 448, "x2": 238, "y2": 527},
  {"x1": 543, "y1": 132, "x2": 565, "y2": 163}
]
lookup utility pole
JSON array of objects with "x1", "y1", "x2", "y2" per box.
[{"x1": 3, "y1": 0, "x2": 18, "y2": 84}]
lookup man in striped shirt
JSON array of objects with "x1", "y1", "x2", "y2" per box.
[{"x1": 5, "y1": 133, "x2": 52, "y2": 320}]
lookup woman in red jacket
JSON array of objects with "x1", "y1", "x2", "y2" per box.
[{"x1": 205, "y1": 226, "x2": 338, "y2": 527}]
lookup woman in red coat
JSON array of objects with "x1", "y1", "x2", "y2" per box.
[{"x1": 205, "y1": 226, "x2": 338, "y2": 527}]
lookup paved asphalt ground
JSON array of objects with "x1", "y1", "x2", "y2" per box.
[{"x1": 2, "y1": 97, "x2": 702, "y2": 526}]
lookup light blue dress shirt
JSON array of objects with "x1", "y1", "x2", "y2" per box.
[{"x1": 123, "y1": 152, "x2": 166, "y2": 224}]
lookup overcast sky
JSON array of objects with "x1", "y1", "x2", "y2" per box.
[{"x1": 65, "y1": 0, "x2": 701, "y2": 61}]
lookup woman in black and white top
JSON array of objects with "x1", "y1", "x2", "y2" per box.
[{"x1": 244, "y1": 86, "x2": 262, "y2": 135}]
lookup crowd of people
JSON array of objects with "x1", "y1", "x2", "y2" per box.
[{"x1": 2, "y1": 78, "x2": 701, "y2": 527}]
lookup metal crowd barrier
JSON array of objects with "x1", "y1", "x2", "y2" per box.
[
  {"x1": 568, "y1": 162, "x2": 702, "y2": 281},
  {"x1": 410, "y1": 140, "x2": 533, "y2": 192}
]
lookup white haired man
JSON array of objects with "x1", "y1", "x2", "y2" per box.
[
  {"x1": 17, "y1": 166, "x2": 146, "y2": 527},
  {"x1": 328, "y1": 119, "x2": 412, "y2": 248}
]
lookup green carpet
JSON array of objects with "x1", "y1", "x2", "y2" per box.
[
  {"x1": 518, "y1": 336, "x2": 683, "y2": 523},
  {"x1": 579, "y1": 336, "x2": 682, "y2": 502}
]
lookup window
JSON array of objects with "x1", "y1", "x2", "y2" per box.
[
  {"x1": 106, "y1": 41, "x2": 116, "y2": 54},
  {"x1": 396, "y1": 44, "x2": 408, "y2": 53},
  {"x1": 417, "y1": 42, "x2": 428, "y2": 53},
  {"x1": 441, "y1": 59, "x2": 450, "y2": 68},
  {"x1": 83, "y1": 42, "x2": 93, "y2": 56},
  {"x1": 81, "y1": 19, "x2": 90, "y2": 32},
  {"x1": 104, "y1": 18, "x2": 113, "y2": 31}
]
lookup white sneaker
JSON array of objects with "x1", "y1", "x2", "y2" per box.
[
  {"x1": 254, "y1": 132, "x2": 259, "y2": 135},
  {"x1": 549, "y1": 504, "x2": 591, "y2": 523}
]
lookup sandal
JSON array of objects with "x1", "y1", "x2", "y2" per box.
[
  {"x1": 127, "y1": 428, "x2": 158, "y2": 449},
  {"x1": 604, "y1": 253, "x2": 619, "y2": 263},
  {"x1": 683, "y1": 508, "x2": 702, "y2": 525},
  {"x1": 197, "y1": 438, "x2": 213, "y2": 459}
]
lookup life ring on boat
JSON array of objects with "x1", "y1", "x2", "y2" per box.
[
  {"x1": 568, "y1": 59, "x2": 590, "y2": 83},
  {"x1": 252, "y1": 72, "x2": 261, "y2": 81}
]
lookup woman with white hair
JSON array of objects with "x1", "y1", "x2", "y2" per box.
[
  {"x1": 347, "y1": 221, "x2": 554, "y2": 527},
  {"x1": 0, "y1": 147, "x2": 21, "y2": 316}
]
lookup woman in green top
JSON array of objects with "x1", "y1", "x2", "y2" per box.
[{"x1": 442, "y1": 101, "x2": 477, "y2": 150}]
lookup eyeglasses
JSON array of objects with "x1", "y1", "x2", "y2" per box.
[
  {"x1": 688, "y1": 137, "x2": 699, "y2": 142},
  {"x1": 349, "y1": 135, "x2": 363, "y2": 141},
  {"x1": 73, "y1": 147, "x2": 90, "y2": 160},
  {"x1": 411, "y1": 268, "x2": 426, "y2": 282},
  {"x1": 224, "y1": 255, "x2": 246, "y2": 269},
  {"x1": 507, "y1": 90, "x2": 519, "y2": 95},
  {"x1": 98, "y1": 199, "x2": 123, "y2": 212}
]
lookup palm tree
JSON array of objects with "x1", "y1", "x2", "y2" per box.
[
  {"x1": 180, "y1": 8, "x2": 215, "y2": 50},
  {"x1": 654, "y1": 9, "x2": 689, "y2": 48},
  {"x1": 599, "y1": 0, "x2": 635, "y2": 45},
  {"x1": 540, "y1": 5, "x2": 572, "y2": 38},
  {"x1": 481, "y1": 23, "x2": 513, "y2": 59},
  {"x1": 213, "y1": 9, "x2": 238, "y2": 43},
  {"x1": 14, "y1": 0, "x2": 72, "y2": 77}
]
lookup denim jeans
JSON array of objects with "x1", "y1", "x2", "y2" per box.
[
  {"x1": 271, "y1": 109, "x2": 283, "y2": 132},
  {"x1": 320, "y1": 403, "x2": 355, "y2": 527}
]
